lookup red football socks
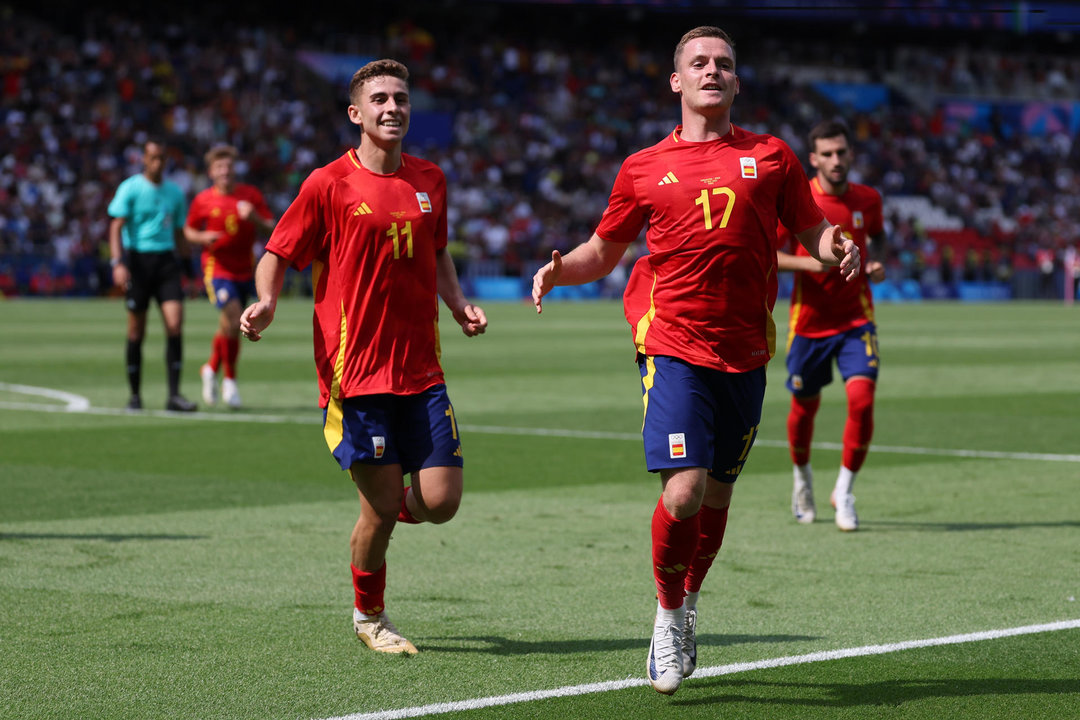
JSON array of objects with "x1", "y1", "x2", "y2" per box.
[
  {"x1": 397, "y1": 485, "x2": 421, "y2": 524},
  {"x1": 651, "y1": 497, "x2": 699, "y2": 610},
  {"x1": 207, "y1": 333, "x2": 226, "y2": 373},
  {"x1": 842, "y1": 378, "x2": 875, "y2": 472},
  {"x1": 787, "y1": 394, "x2": 821, "y2": 466},
  {"x1": 684, "y1": 503, "x2": 729, "y2": 594},
  {"x1": 351, "y1": 562, "x2": 387, "y2": 616},
  {"x1": 223, "y1": 336, "x2": 240, "y2": 380}
]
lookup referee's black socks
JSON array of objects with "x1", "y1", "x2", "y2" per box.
[
  {"x1": 166, "y1": 335, "x2": 183, "y2": 396},
  {"x1": 126, "y1": 339, "x2": 142, "y2": 397}
]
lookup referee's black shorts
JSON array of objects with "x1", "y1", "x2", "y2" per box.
[{"x1": 124, "y1": 251, "x2": 184, "y2": 313}]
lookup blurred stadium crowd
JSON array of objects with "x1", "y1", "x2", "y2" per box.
[{"x1": 1, "y1": 2, "x2": 1077, "y2": 299}]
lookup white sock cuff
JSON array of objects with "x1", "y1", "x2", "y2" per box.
[{"x1": 836, "y1": 466, "x2": 856, "y2": 494}]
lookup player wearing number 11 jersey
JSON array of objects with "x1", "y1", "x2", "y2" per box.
[
  {"x1": 532, "y1": 26, "x2": 861, "y2": 695},
  {"x1": 240, "y1": 59, "x2": 487, "y2": 656}
]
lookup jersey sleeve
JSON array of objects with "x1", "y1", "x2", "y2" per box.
[
  {"x1": 265, "y1": 173, "x2": 327, "y2": 270},
  {"x1": 170, "y1": 185, "x2": 188, "y2": 227},
  {"x1": 595, "y1": 158, "x2": 648, "y2": 244},
  {"x1": 434, "y1": 170, "x2": 448, "y2": 251},
  {"x1": 776, "y1": 143, "x2": 823, "y2": 237},
  {"x1": 249, "y1": 187, "x2": 273, "y2": 222},
  {"x1": 106, "y1": 180, "x2": 132, "y2": 219},
  {"x1": 866, "y1": 187, "x2": 884, "y2": 236},
  {"x1": 185, "y1": 192, "x2": 207, "y2": 228}
]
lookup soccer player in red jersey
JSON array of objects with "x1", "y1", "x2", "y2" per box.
[
  {"x1": 532, "y1": 27, "x2": 860, "y2": 695},
  {"x1": 239, "y1": 59, "x2": 487, "y2": 654},
  {"x1": 183, "y1": 145, "x2": 275, "y2": 409},
  {"x1": 776, "y1": 120, "x2": 886, "y2": 532}
]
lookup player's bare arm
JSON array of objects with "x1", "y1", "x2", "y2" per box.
[
  {"x1": 240, "y1": 251, "x2": 288, "y2": 341},
  {"x1": 235, "y1": 200, "x2": 277, "y2": 233},
  {"x1": 531, "y1": 233, "x2": 628, "y2": 313},
  {"x1": 108, "y1": 217, "x2": 130, "y2": 288},
  {"x1": 182, "y1": 224, "x2": 222, "y2": 247},
  {"x1": 777, "y1": 250, "x2": 828, "y2": 273},
  {"x1": 797, "y1": 220, "x2": 860, "y2": 282},
  {"x1": 435, "y1": 247, "x2": 487, "y2": 337}
]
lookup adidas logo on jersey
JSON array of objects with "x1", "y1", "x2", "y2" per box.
[
  {"x1": 353, "y1": 202, "x2": 373, "y2": 216},
  {"x1": 657, "y1": 172, "x2": 679, "y2": 186}
]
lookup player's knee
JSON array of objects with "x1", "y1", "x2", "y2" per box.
[
  {"x1": 423, "y1": 495, "x2": 461, "y2": 524},
  {"x1": 846, "y1": 378, "x2": 875, "y2": 414}
]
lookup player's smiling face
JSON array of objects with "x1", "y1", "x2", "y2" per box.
[
  {"x1": 670, "y1": 36, "x2": 739, "y2": 114},
  {"x1": 348, "y1": 75, "x2": 411, "y2": 143}
]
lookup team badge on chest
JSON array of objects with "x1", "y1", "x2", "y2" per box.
[
  {"x1": 740, "y1": 157, "x2": 757, "y2": 179},
  {"x1": 416, "y1": 192, "x2": 432, "y2": 213}
]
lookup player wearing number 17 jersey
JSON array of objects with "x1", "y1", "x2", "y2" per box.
[
  {"x1": 532, "y1": 26, "x2": 860, "y2": 695},
  {"x1": 777, "y1": 119, "x2": 886, "y2": 532},
  {"x1": 239, "y1": 59, "x2": 487, "y2": 656}
]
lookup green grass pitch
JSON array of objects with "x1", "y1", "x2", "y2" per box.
[{"x1": 1, "y1": 296, "x2": 1078, "y2": 719}]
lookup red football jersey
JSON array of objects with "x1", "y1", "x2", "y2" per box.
[
  {"x1": 597, "y1": 125, "x2": 824, "y2": 372},
  {"x1": 266, "y1": 149, "x2": 448, "y2": 405},
  {"x1": 781, "y1": 177, "x2": 883, "y2": 338},
  {"x1": 186, "y1": 184, "x2": 272, "y2": 280}
]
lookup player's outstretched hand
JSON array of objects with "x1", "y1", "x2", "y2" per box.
[
  {"x1": 827, "y1": 226, "x2": 861, "y2": 282},
  {"x1": 455, "y1": 303, "x2": 488, "y2": 337},
  {"x1": 240, "y1": 301, "x2": 274, "y2": 342},
  {"x1": 531, "y1": 250, "x2": 563, "y2": 314},
  {"x1": 866, "y1": 260, "x2": 885, "y2": 283}
]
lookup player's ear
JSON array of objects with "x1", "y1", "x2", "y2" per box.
[
  {"x1": 347, "y1": 105, "x2": 363, "y2": 129},
  {"x1": 669, "y1": 72, "x2": 681, "y2": 95}
]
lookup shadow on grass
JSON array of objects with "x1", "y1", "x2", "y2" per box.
[
  {"x1": 674, "y1": 676, "x2": 1080, "y2": 708},
  {"x1": 0, "y1": 532, "x2": 207, "y2": 542},
  {"x1": 868, "y1": 520, "x2": 1080, "y2": 532},
  {"x1": 418, "y1": 633, "x2": 818, "y2": 656}
]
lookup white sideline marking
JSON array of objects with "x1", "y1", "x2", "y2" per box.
[
  {"x1": 1, "y1": 387, "x2": 1079, "y2": 463},
  {"x1": 0, "y1": 382, "x2": 90, "y2": 411},
  {"x1": 319, "y1": 618, "x2": 1080, "y2": 720}
]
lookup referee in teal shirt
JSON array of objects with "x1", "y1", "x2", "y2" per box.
[{"x1": 107, "y1": 139, "x2": 197, "y2": 411}]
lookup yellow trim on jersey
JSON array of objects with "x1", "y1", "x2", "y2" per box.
[
  {"x1": 765, "y1": 265, "x2": 777, "y2": 359},
  {"x1": 860, "y1": 289, "x2": 875, "y2": 323},
  {"x1": 787, "y1": 273, "x2": 803, "y2": 352},
  {"x1": 203, "y1": 257, "x2": 216, "y2": 302},
  {"x1": 640, "y1": 355, "x2": 657, "y2": 431},
  {"x1": 433, "y1": 317, "x2": 443, "y2": 367},
  {"x1": 322, "y1": 301, "x2": 348, "y2": 453},
  {"x1": 633, "y1": 272, "x2": 659, "y2": 355},
  {"x1": 346, "y1": 148, "x2": 362, "y2": 169}
]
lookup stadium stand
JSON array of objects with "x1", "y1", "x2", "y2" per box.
[{"x1": 1, "y1": 2, "x2": 1077, "y2": 299}]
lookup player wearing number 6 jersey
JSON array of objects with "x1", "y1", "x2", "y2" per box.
[
  {"x1": 777, "y1": 119, "x2": 887, "y2": 532},
  {"x1": 532, "y1": 26, "x2": 860, "y2": 695},
  {"x1": 240, "y1": 59, "x2": 487, "y2": 655},
  {"x1": 184, "y1": 144, "x2": 275, "y2": 410}
]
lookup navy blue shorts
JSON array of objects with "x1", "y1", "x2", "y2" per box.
[
  {"x1": 786, "y1": 322, "x2": 879, "y2": 397},
  {"x1": 322, "y1": 384, "x2": 464, "y2": 473},
  {"x1": 206, "y1": 277, "x2": 256, "y2": 310},
  {"x1": 639, "y1": 355, "x2": 766, "y2": 482}
]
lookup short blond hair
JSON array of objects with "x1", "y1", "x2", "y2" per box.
[
  {"x1": 348, "y1": 59, "x2": 409, "y2": 104},
  {"x1": 204, "y1": 144, "x2": 238, "y2": 168}
]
